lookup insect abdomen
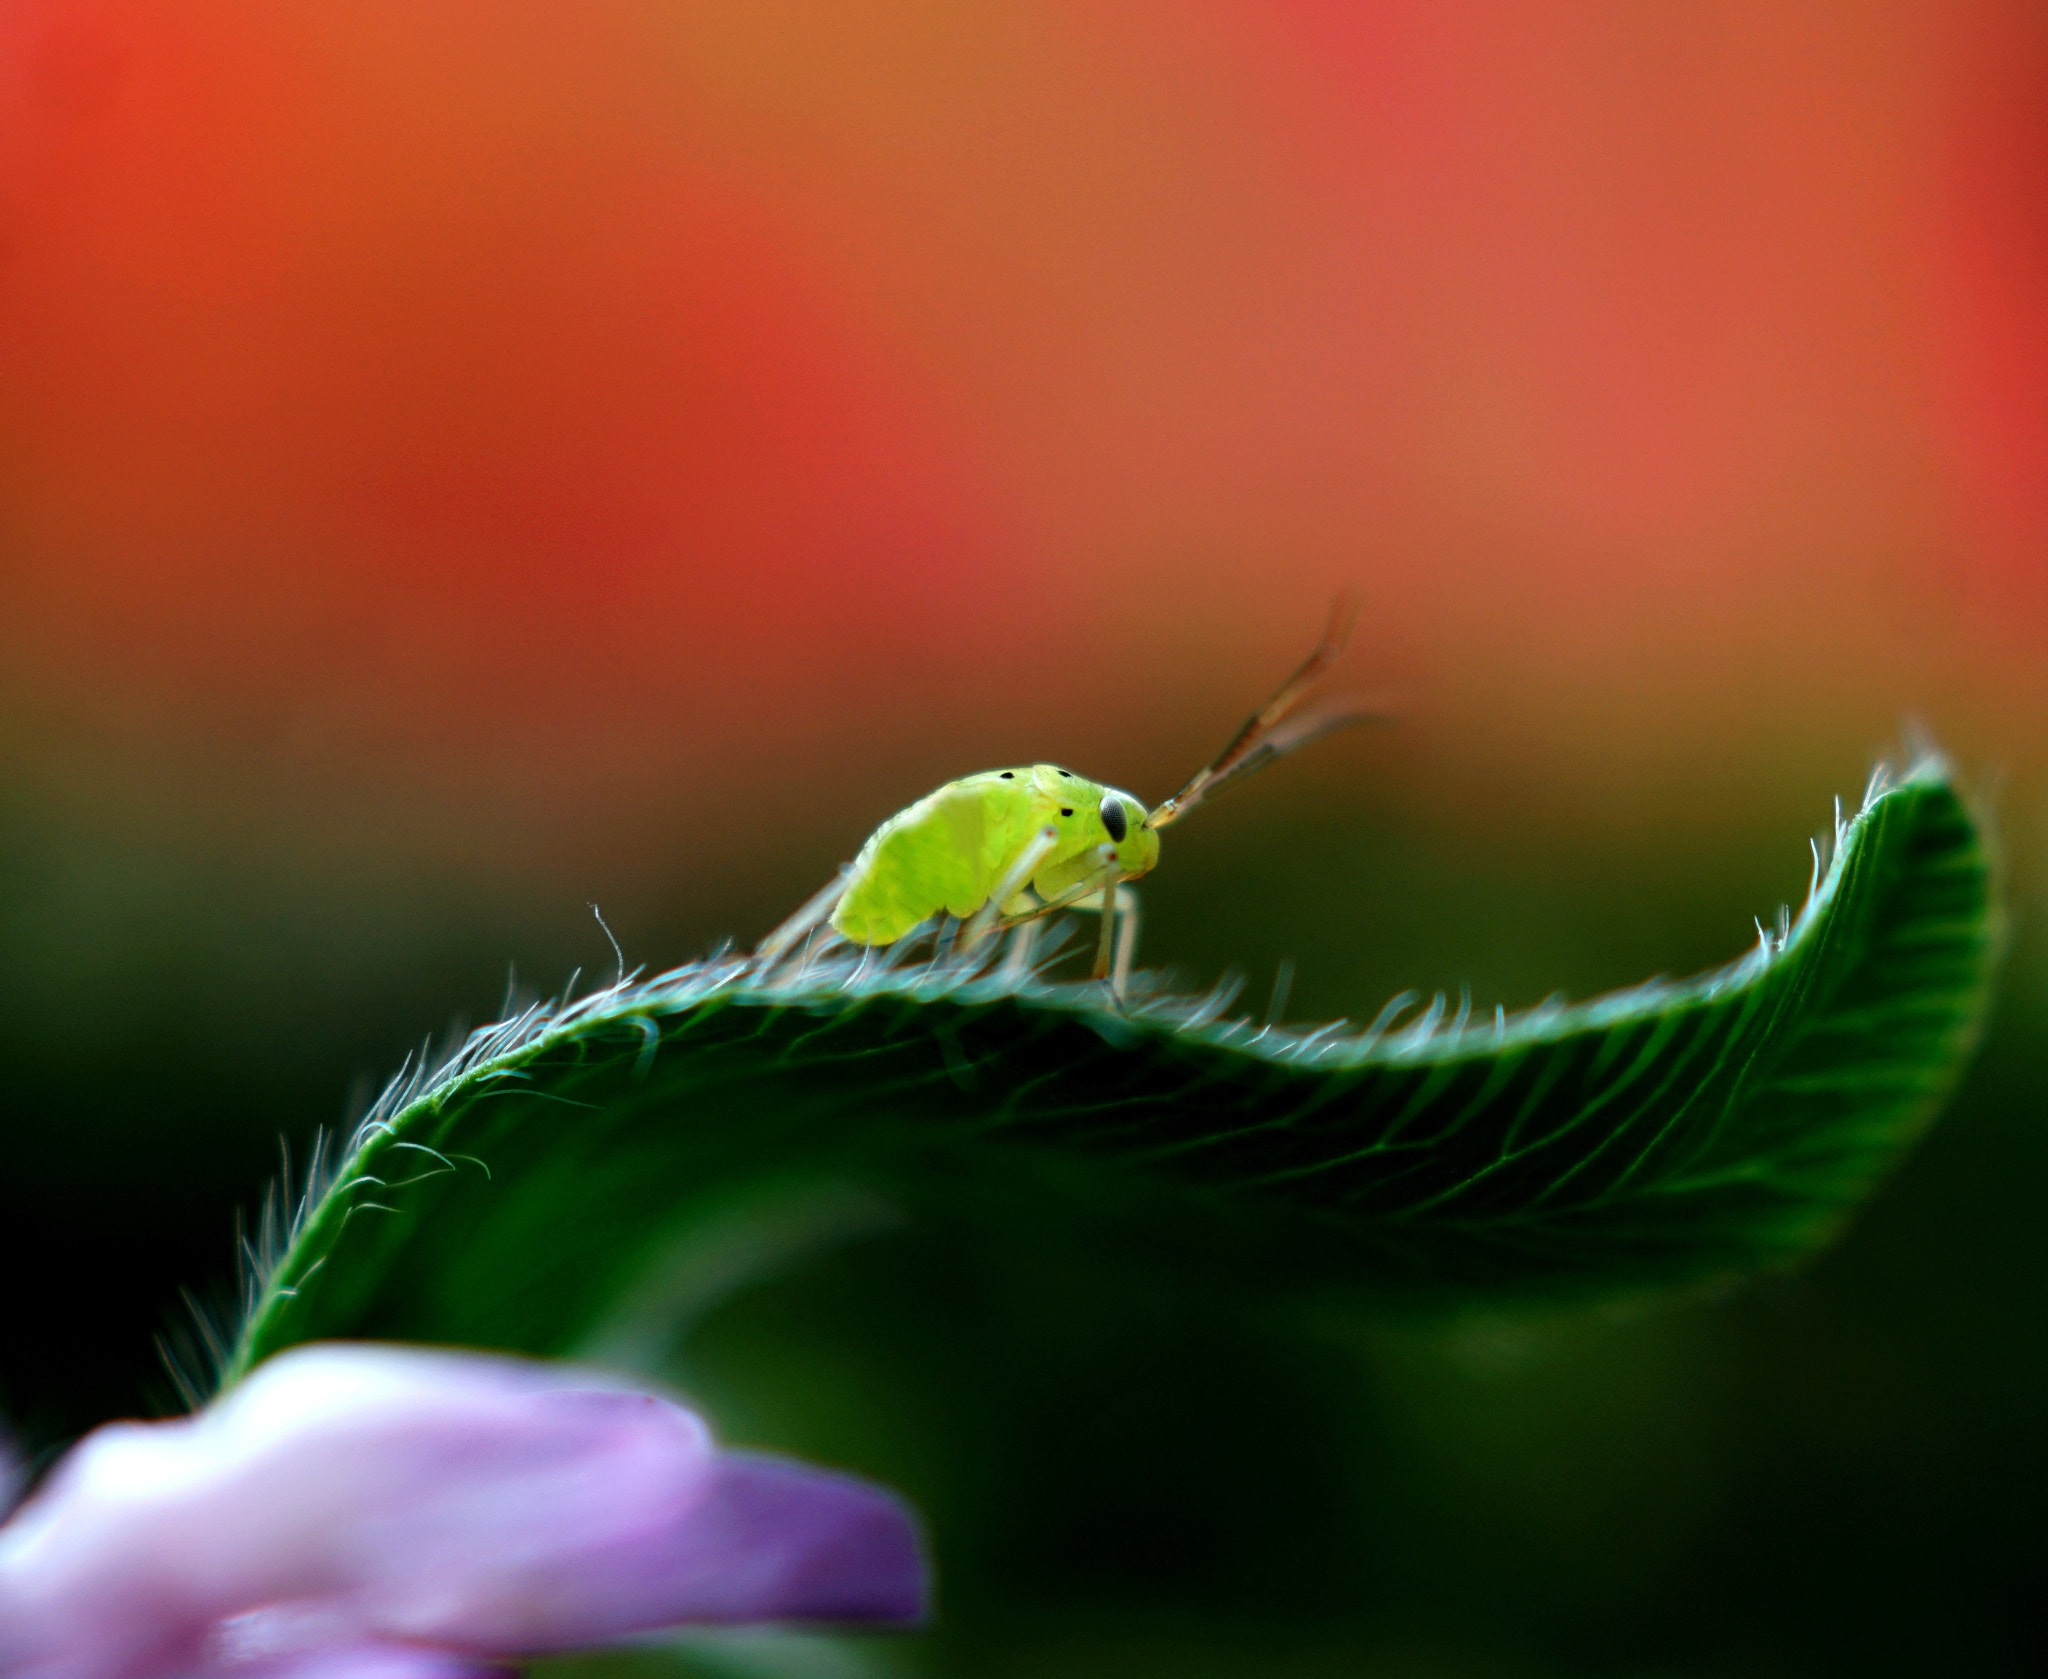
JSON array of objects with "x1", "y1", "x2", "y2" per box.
[{"x1": 832, "y1": 778, "x2": 1020, "y2": 945}]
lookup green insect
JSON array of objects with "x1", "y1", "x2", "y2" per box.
[{"x1": 758, "y1": 597, "x2": 1373, "y2": 995}]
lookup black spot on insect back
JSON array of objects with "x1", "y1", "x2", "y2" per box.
[
  {"x1": 1060, "y1": 807, "x2": 1074, "y2": 817},
  {"x1": 999, "y1": 771, "x2": 1015, "y2": 779},
  {"x1": 1098, "y1": 794, "x2": 1128, "y2": 843}
]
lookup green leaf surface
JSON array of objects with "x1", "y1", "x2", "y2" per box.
[{"x1": 220, "y1": 760, "x2": 1996, "y2": 1386}]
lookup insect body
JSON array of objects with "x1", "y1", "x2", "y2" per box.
[
  {"x1": 832, "y1": 764, "x2": 1159, "y2": 946},
  {"x1": 758, "y1": 597, "x2": 1373, "y2": 996}
]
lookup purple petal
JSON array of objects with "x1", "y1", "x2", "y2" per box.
[
  {"x1": 212, "y1": 1640, "x2": 510, "y2": 1679},
  {"x1": 0, "y1": 1343, "x2": 928, "y2": 1679},
  {"x1": 562, "y1": 1452, "x2": 930, "y2": 1627},
  {"x1": 264, "y1": 1655, "x2": 506, "y2": 1679}
]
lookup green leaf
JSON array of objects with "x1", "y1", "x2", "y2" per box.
[{"x1": 218, "y1": 758, "x2": 1996, "y2": 1387}]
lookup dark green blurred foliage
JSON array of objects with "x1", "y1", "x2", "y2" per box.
[
  {"x1": 648, "y1": 1032, "x2": 2048, "y2": 1679},
  {"x1": 1, "y1": 751, "x2": 2041, "y2": 1677}
]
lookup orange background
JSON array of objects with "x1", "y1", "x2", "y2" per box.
[{"x1": 3, "y1": 0, "x2": 2046, "y2": 1030}]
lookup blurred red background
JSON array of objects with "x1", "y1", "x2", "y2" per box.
[{"x1": 2, "y1": 0, "x2": 2045, "y2": 962}]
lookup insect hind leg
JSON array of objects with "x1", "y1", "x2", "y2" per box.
[{"x1": 754, "y1": 867, "x2": 852, "y2": 973}]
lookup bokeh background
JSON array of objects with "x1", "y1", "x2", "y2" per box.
[{"x1": 3, "y1": 2, "x2": 2046, "y2": 1672}]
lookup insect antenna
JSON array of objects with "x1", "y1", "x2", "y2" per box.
[{"x1": 1145, "y1": 592, "x2": 1383, "y2": 829}]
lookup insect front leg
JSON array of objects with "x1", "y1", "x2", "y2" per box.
[
  {"x1": 1110, "y1": 886, "x2": 1140, "y2": 998},
  {"x1": 992, "y1": 853, "x2": 1125, "y2": 990},
  {"x1": 1090, "y1": 877, "x2": 1120, "y2": 982},
  {"x1": 1089, "y1": 884, "x2": 1142, "y2": 1001},
  {"x1": 998, "y1": 854, "x2": 1118, "y2": 932}
]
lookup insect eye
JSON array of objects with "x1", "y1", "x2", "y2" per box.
[{"x1": 1098, "y1": 794, "x2": 1128, "y2": 843}]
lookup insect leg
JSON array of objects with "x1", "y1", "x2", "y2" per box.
[
  {"x1": 1110, "y1": 886, "x2": 1141, "y2": 998},
  {"x1": 754, "y1": 867, "x2": 852, "y2": 972},
  {"x1": 997, "y1": 918, "x2": 1042, "y2": 984},
  {"x1": 997, "y1": 849, "x2": 1123, "y2": 930},
  {"x1": 958, "y1": 825, "x2": 1060, "y2": 959},
  {"x1": 1091, "y1": 879, "x2": 1119, "y2": 981},
  {"x1": 992, "y1": 853, "x2": 1126, "y2": 988}
]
